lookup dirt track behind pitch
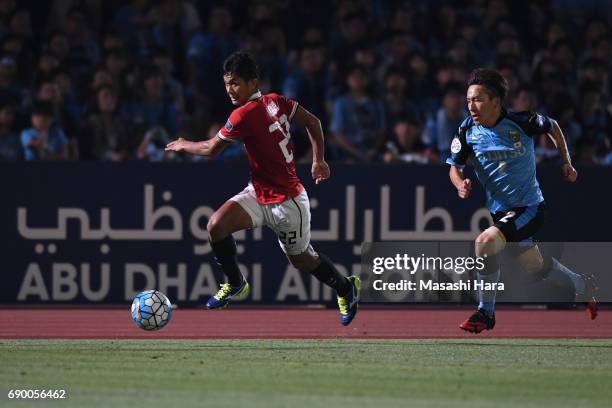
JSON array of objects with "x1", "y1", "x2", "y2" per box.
[{"x1": 1, "y1": 308, "x2": 610, "y2": 339}]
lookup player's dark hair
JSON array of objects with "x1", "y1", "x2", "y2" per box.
[
  {"x1": 468, "y1": 68, "x2": 509, "y2": 101},
  {"x1": 223, "y1": 52, "x2": 258, "y2": 81}
]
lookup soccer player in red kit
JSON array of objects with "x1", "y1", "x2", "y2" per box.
[{"x1": 165, "y1": 52, "x2": 360, "y2": 326}]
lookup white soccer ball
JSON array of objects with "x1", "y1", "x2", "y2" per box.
[{"x1": 130, "y1": 290, "x2": 173, "y2": 331}]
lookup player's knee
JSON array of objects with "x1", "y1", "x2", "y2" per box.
[
  {"x1": 475, "y1": 228, "x2": 505, "y2": 257},
  {"x1": 288, "y1": 254, "x2": 319, "y2": 272},
  {"x1": 207, "y1": 215, "x2": 227, "y2": 242},
  {"x1": 289, "y1": 258, "x2": 307, "y2": 271},
  {"x1": 521, "y1": 259, "x2": 543, "y2": 274},
  {"x1": 474, "y1": 234, "x2": 495, "y2": 257},
  {"x1": 518, "y1": 249, "x2": 544, "y2": 274}
]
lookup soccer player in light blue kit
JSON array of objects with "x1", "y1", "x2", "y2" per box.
[{"x1": 447, "y1": 68, "x2": 598, "y2": 333}]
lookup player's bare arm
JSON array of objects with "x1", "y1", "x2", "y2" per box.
[
  {"x1": 449, "y1": 165, "x2": 472, "y2": 199},
  {"x1": 547, "y1": 119, "x2": 578, "y2": 182},
  {"x1": 165, "y1": 135, "x2": 229, "y2": 157},
  {"x1": 292, "y1": 105, "x2": 330, "y2": 184}
]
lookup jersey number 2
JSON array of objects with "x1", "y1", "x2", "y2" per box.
[
  {"x1": 499, "y1": 211, "x2": 516, "y2": 223},
  {"x1": 269, "y1": 114, "x2": 293, "y2": 163}
]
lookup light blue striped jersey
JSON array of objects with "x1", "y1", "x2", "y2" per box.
[{"x1": 446, "y1": 109, "x2": 552, "y2": 212}]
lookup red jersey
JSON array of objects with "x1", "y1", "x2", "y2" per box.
[{"x1": 217, "y1": 91, "x2": 303, "y2": 204}]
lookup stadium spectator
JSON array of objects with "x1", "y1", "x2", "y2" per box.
[
  {"x1": 577, "y1": 57, "x2": 609, "y2": 99},
  {"x1": 186, "y1": 3, "x2": 239, "y2": 122},
  {"x1": 194, "y1": 121, "x2": 245, "y2": 163},
  {"x1": 384, "y1": 116, "x2": 436, "y2": 164},
  {"x1": 112, "y1": 0, "x2": 155, "y2": 56},
  {"x1": 35, "y1": 79, "x2": 78, "y2": 146},
  {"x1": 330, "y1": 64, "x2": 386, "y2": 162},
  {"x1": 0, "y1": 0, "x2": 16, "y2": 30},
  {"x1": 0, "y1": 0, "x2": 609, "y2": 165},
  {"x1": 64, "y1": 6, "x2": 101, "y2": 80},
  {"x1": 101, "y1": 30, "x2": 127, "y2": 54},
  {"x1": 576, "y1": 81, "x2": 612, "y2": 157},
  {"x1": 0, "y1": 96, "x2": 20, "y2": 160},
  {"x1": 0, "y1": 55, "x2": 22, "y2": 106},
  {"x1": 283, "y1": 44, "x2": 329, "y2": 126},
  {"x1": 103, "y1": 50, "x2": 131, "y2": 97},
  {"x1": 242, "y1": 2, "x2": 287, "y2": 92},
  {"x1": 150, "y1": 0, "x2": 201, "y2": 79},
  {"x1": 573, "y1": 137, "x2": 598, "y2": 166},
  {"x1": 537, "y1": 91, "x2": 583, "y2": 163},
  {"x1": 532, "y1": 57, "x2": 565, "y2": 108},
  {"x1": 405, "y1": 51, "x2": 436, "y2": 114},
  {"x1": 152, "y1": 47, "x2": 185, "y2": 113},
  {"x1": 47, "y1": 0, "x2": 103, "y2": 33},
  {"x1": 512, "y1": 83, "x2": 539, "y2": 112},
  {"x1": 91, "y1": 66, "x2": 114, "y2": 89},
  {"x1": 590, "y1": 33, "x2": 611, "y2": 63},
  {"x1": 422, "y1": 83, "x2": 466, "y2": 161},
  {"x1": 79, "y1": 85, "x2": 133, "y2": 161},
  {"x1": 383, "y1": 69, "x2": 414, "y2": 128},
  {"x1": 121, "y1": 64, "x2": 179, "y2": 142},
  {"x1": 379, "y1": 31, "x2": 416, "y2": 81},
  {"x1": 20, "y1": 101, "x2": 68, "y2": 161},
  {"x1": 551, "y1": 39, "x2": 577, "y2": 86},
  {"x1": 7, "y1": 8, "x2": 34, "y2": 48},
  {"x1": 329, "y1": 10, "x2": 370, "y2": 75},
  {"x1": 282, "y1": 43, "x2": 330, "y2": 160},
  {"x1": 46, "y1": 31, "x2": 71, "y2": 64},
  {"x1": 54, "y1": 70, "x2": 84, "y2": 121},
  {"x1": 35, "y1": 51, "x2": 61, "y2": 83},
  {"x1": 2, "y1": 31, "x2": 33, "y2": 86},
  {"x1": 88, "y1": 66, "x2": 115, "y2": 108},
  {"x1": 135, "y1": 125, "x2": 172, "y2": 161}
]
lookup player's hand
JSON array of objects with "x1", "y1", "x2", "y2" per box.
[
  {"x1": 312, "y1": 160, "x2": 330, "y2": 184},
  {"x1": 165, "y1": 138, "x2": 187, "y2": 152},
  {"x1": 562, "y1": 163, "x2": 577, "y2": 182},
  {"x1": 457, "y1": 178, "x2": 472, "y2": 199}
]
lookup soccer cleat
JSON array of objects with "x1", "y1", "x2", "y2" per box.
[
  {"x1": 459, "y1": 308, "x2": 495, "y2": 334},
  {"x1": 583, "y1": 273, "x2": 599, "y2": 320},
  {"x1": 206, "y1": 279, "x2": 250, "y2": 310},
  {"x1": 337, "y1": 276, "x2": 360, "y2": 326}
]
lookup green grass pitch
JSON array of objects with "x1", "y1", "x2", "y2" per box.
[{"x1": 1, "y1": 339, "x2": 611, "y2": 407}]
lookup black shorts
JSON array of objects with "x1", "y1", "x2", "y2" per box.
[{"x1": 491, "y1": 202, "x2": 546, "y2": 247}]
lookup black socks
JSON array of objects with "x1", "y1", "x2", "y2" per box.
[
  {"x1": 211, "y1": 238, "x2": 350, "y2": 296},
  {"x1": 310, "y1": 253, "x2": 351, "y2": 296},
  {"x1": 210, "y1": 235, "x2": 243, "y2": 287}
]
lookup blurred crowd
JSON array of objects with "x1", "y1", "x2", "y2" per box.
[{"x1": 0, "y1": 0, "x2": 611, "y2": 165}]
